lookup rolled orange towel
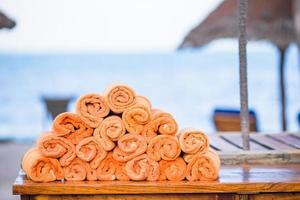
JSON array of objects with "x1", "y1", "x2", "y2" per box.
[
  {"x1": 37, "y1": 132, "x2": 76, "y2": 167},
  {"x1": 63, "y1": 158, "x2": 97, "y2": 181},
  {"x1": 75, "y1": 137, "x2": 107, "y2": 169},
  {"x1": 52, "y1": 112, "x2": 93, "y2": 144},
  {"x1": 185, "y1": 149, "x2": 220, "y2": 181},
  {"x1": 159, "y1": 157, "x2": 186, "y2": 181},
  {"x1": 142, "y1": 110, "x2": 178, "y2": 142},
  {"x1": 147, "y1": 135, "x2": 181, "y2": 161},
  {"x1": 115, "y1": 161, "x2": 130, "y2": 181},
  {"x1": 22, "y1": 147, "x2": 64, "y2": 182},
  {"x1": 113, "y1": 134, "x2": 147, "y2": 162},
  {"x1": 75, "y1": 93, "x2": 110, "y2": 128},
  {"x1": 96, "y1": 152, "x2": 129, "y2": 181},
  {"x1": 177, "y1": 128, "x2": 209, "y2": 154},
  {"x1": 137, "y1": 95, "x2": 152, "y2": 108},
  {"x1": 94, "y1": 115, "x2": 126, "y2": 151},
  {"x1": 104, "y1": 83, "x2": 136, "y2": 114},
  {"x1": 122, "y1": 96, "x2": 151, "y2": 135},
  {"x1": 183, "y1": 148, "x2": 218, "y2": 163},
  {"x1": 125, "y1": 154, "x2": 159, "y2": 181},
  {"x1": 182, "y1": 154, "x2": 195, "y2": 163}
]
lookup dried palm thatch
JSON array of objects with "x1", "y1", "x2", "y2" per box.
[
  {"x1": 0, "y1": 10, "x2": 16, "y2": 29},
  {"x1": 179, "y1": 0, "x2": 295, "y2": 49}
]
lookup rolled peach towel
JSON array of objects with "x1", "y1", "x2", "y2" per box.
[
  {"x1": 159, "y1": 157, "x2": 186, "y2": 181},
  {"x1": 52, "y1": 112, "x2": 93, "y2": 144},
  {"x1": 22, "y1": 147, "x2": 64, "y2": 182},
  {"x1": 104, "y1": 83, "x2": 136, "y2": 114},
  {"x1": 113, "y1": 133, "x2": 147, "y2": 162},
  {"x1": 183, "y1": 148, "x2": 218, "y2": 163},
  {"x1": 115, "y1": 161, "x2": 130, "y2": 181},
  {"x1": 137, "y1": 95, "x2": 152, "y2": 108},
  {"x1": 75, "y1": 137, "x2": 107, "y2": 169},
  {"x1": 147, "y1": 135, "x2": 181, "y2": 161},
  {"x1": 177, "y1": 128, "x2": 209, "y2": 154},
  {"x1": 185, "y1": 149, "x2": 220, "y2": 181},
  {"x1": 86, "y1": 164, "x2": 97, "y2": 181},
  {"x1": 96, "y1": 152, "x2": 129, "y2": 181},
  {"x1": 37, "y1": 132, "x2": 76, "y2": 167},
  {"x1": 182, "y1": 153, "x2": 195, "y2": 163},
  {"x1": 142, "y1": 110, "x2": 178, "y2": 142},
  {"x1": 125, "y1": 154, "x2": 159, "y2": 181},
  {"x1": 94, "y1": 116, "x2": 126, "y2": 151},
  {"x1": 64, "y1": 158, "x2": 97, "y2": 181},
  {"x1": 122, "y1": 96, "x2": 151, "y2": 135},
  {"x1": 75, "y1": 93, "x2": 110, "y2": 128}
]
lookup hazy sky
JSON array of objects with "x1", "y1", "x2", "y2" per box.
[
  {"x1": 0, "y1": 0, "x2": 220, "y2": 51},
  {"x1": 0, "y1": 0, "x2": 275, "y2": 53}
]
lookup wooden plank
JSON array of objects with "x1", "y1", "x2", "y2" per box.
[
  {"x1": 267, "y1": 134, "x2": 300, "y2": 149},
  {"x1": 219, "y1": 150, "x2": 300, "y2": 165},
  {"x1": 208, "y1": 135, "x2": 241, "y2": 152},
  {"x1": 289, "y1": 133, "x2": 300, "y2": 140},
  {"x1": 250, "y1": 134, "x2": 296, "y2": 151},
  {"x1": 250, "y1": 193, "x2": 300, "y2": 200},
  {"x1": 287, "y1": 134, "x2": 300, "y2": 143},
  {"x1": 220, "y1": 134, "x2": 269, "y2": 151},
  {"x1": 30, "y1": 194, "x2": 234, "y2": 200},
  {"x1": 13, "y1": 165, "x2": 300, "y2": 195},
  {"x1": 213, "y1": 133, "x2": 300, "y2": 164}
]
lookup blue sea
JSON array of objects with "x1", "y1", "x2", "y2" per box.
[{"x1": 0, "y1": 49, "x2": 299, "y2": 140}]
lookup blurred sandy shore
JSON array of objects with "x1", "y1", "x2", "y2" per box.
[{"x1": 0, "y1": 142, "x2": 32, "y2": 200}]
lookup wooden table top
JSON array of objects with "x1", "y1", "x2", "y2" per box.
[{"x1": 13, "y1": 164, "x2": 300, "y2": 195}]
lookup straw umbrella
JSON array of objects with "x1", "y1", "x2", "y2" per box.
[
  {"x1": 0, "y1": 10, "x2": 16, "y2": 29},
  {"x1": 179, "y1": 0, "x2": 296, "y2": 131}
]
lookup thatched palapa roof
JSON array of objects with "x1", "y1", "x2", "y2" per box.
[
  {"x1": 179, "y1": 0, "x2": 295, "y2": 49},
  {"x1": 0, "y1": 10, "x2": 16, "y2": 29}
]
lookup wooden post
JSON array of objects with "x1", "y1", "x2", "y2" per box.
[
  {"x1": 293, "y1": 0, "x2": 300, "y2": 130},
  {"x1": 279, "y1": 47, "x2": 287, "y2": 131},
  {"x1": 238, "y1": 0, "x2": 250, "y2": 150}
]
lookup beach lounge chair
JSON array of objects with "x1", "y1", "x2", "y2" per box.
[
  {"x1": 298, "y1": 112, "x2": 300, "y2": 129},
  {"x1": 41, "y1": 96, "x2": 74, "y2": 120},
  {"x1": 213, "y1": 108, "x2": 258, "y2": 132}
]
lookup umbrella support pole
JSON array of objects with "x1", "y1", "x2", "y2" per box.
[
  {"x1": 279, "y1": 47, "x2": 287, "y2": 131},
  {"x1": 238, "y1": 0, "x2": 250, "y2": 150}
]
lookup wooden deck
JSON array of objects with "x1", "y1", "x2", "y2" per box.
[{"x1": 210, "y1": 132, "x2": 300, "y2": 164}]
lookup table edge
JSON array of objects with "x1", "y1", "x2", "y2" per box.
[{"x1": 12, "y1": 181, "x2": 300, "y2": 195}]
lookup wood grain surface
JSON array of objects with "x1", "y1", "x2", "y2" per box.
[
  {"x1": 213, "y1": 133, "x2": 300, "y2": 164},
  {"x1": 13, "y1": 164, "x2": 300, "y2": 195},
  {"x1": 29, "y1": 194, "x2": 235, "y2": 200},
  {"x1": 250, "y1": 193, "x2": 300, "y2": 200}
]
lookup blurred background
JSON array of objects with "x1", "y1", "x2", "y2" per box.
[{"x1": 0, "y1": 0, "x2": 299, "y2": 199}]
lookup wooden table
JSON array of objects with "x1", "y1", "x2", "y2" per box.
[{"x1": 13, "y1": 164, "x2": 300, "y2": 200}]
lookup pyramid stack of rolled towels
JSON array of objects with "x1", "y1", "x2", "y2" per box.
[{"x1": 21, "y1": 83, "x2": 220, "y2": 182}]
